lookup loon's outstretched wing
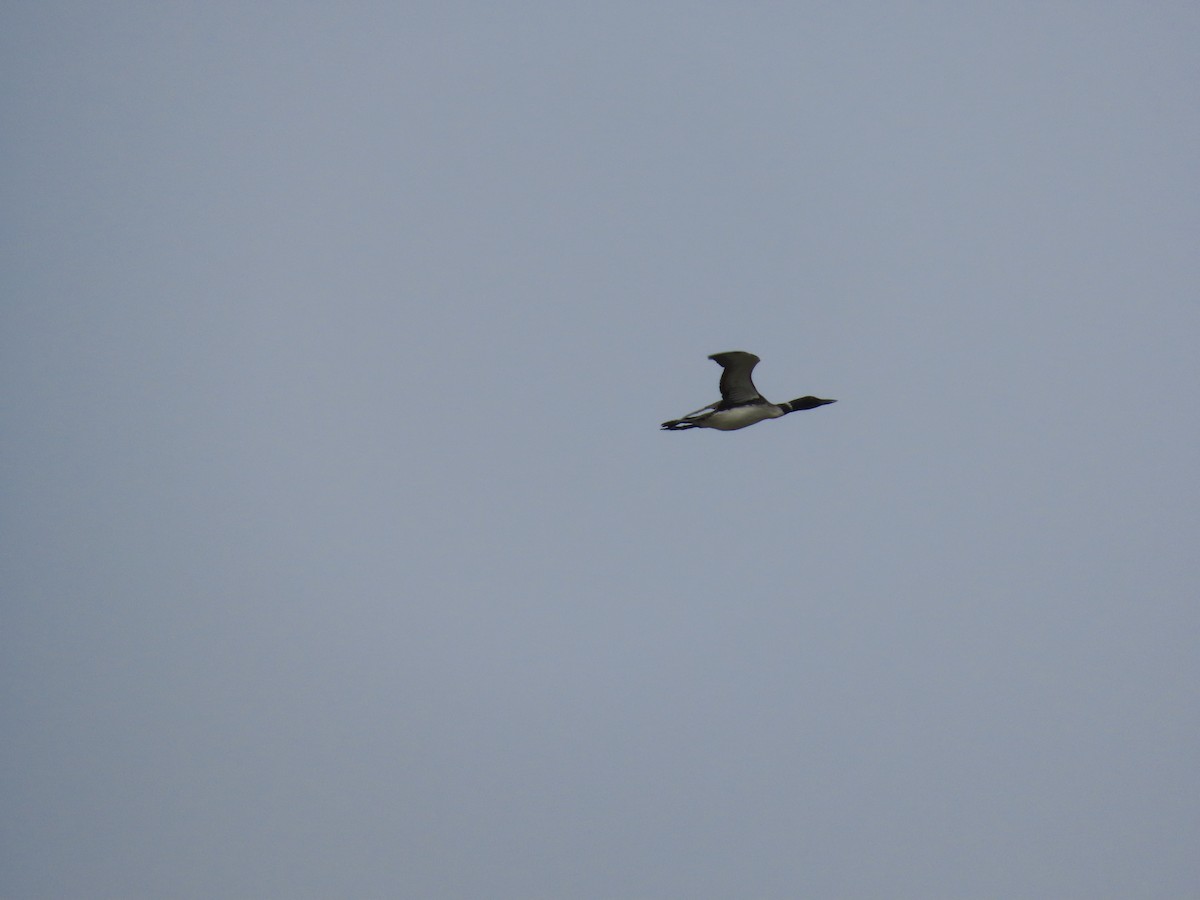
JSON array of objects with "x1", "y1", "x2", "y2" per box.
[{"x1": 709, "y1": 351, "x2": 763, "y2": 406}]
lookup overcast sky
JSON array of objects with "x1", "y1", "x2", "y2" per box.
[{"x1": 4, "y1": 3, "x2": 1199, "y2": 898}]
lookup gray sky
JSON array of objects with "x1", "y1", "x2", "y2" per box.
[{"x1": 4, "y1": 3, "x2": 1199, "y2": 898}]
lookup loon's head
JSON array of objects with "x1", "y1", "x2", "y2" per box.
[{"x1": 787, "y1": 396, "x2": 837, "y2": 410}]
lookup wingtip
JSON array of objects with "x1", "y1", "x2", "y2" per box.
[{"x1": 708, "y1": 350, "x2": 759, "y2": 364}]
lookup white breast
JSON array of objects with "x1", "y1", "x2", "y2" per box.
[{"x1": 702, "y1": 404, "x2": 784, "y2": 431}]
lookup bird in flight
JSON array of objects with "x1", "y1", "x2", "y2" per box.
[{"x1": 661, "y1": 351, "x2": 836, "y2": 431}]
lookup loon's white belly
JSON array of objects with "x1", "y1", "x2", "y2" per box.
[{"x1": 702, "y1": 404, "x2": 783, "y2": 431}]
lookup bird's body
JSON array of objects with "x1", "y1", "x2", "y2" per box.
[
  {"x1": 693, "y1": 401, "x2": 787, "y2": 431},
  {"x1": 661, "y1": 351, "x2": 835, "y2": 432}
]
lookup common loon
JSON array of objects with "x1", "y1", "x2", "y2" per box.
[{"x1": 661, "y1": 351, "x2": 836, "y2": 431}]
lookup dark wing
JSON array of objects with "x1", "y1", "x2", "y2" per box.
[{"x1": 709, "y1": 351, "x2": 763, "y2": 404}]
